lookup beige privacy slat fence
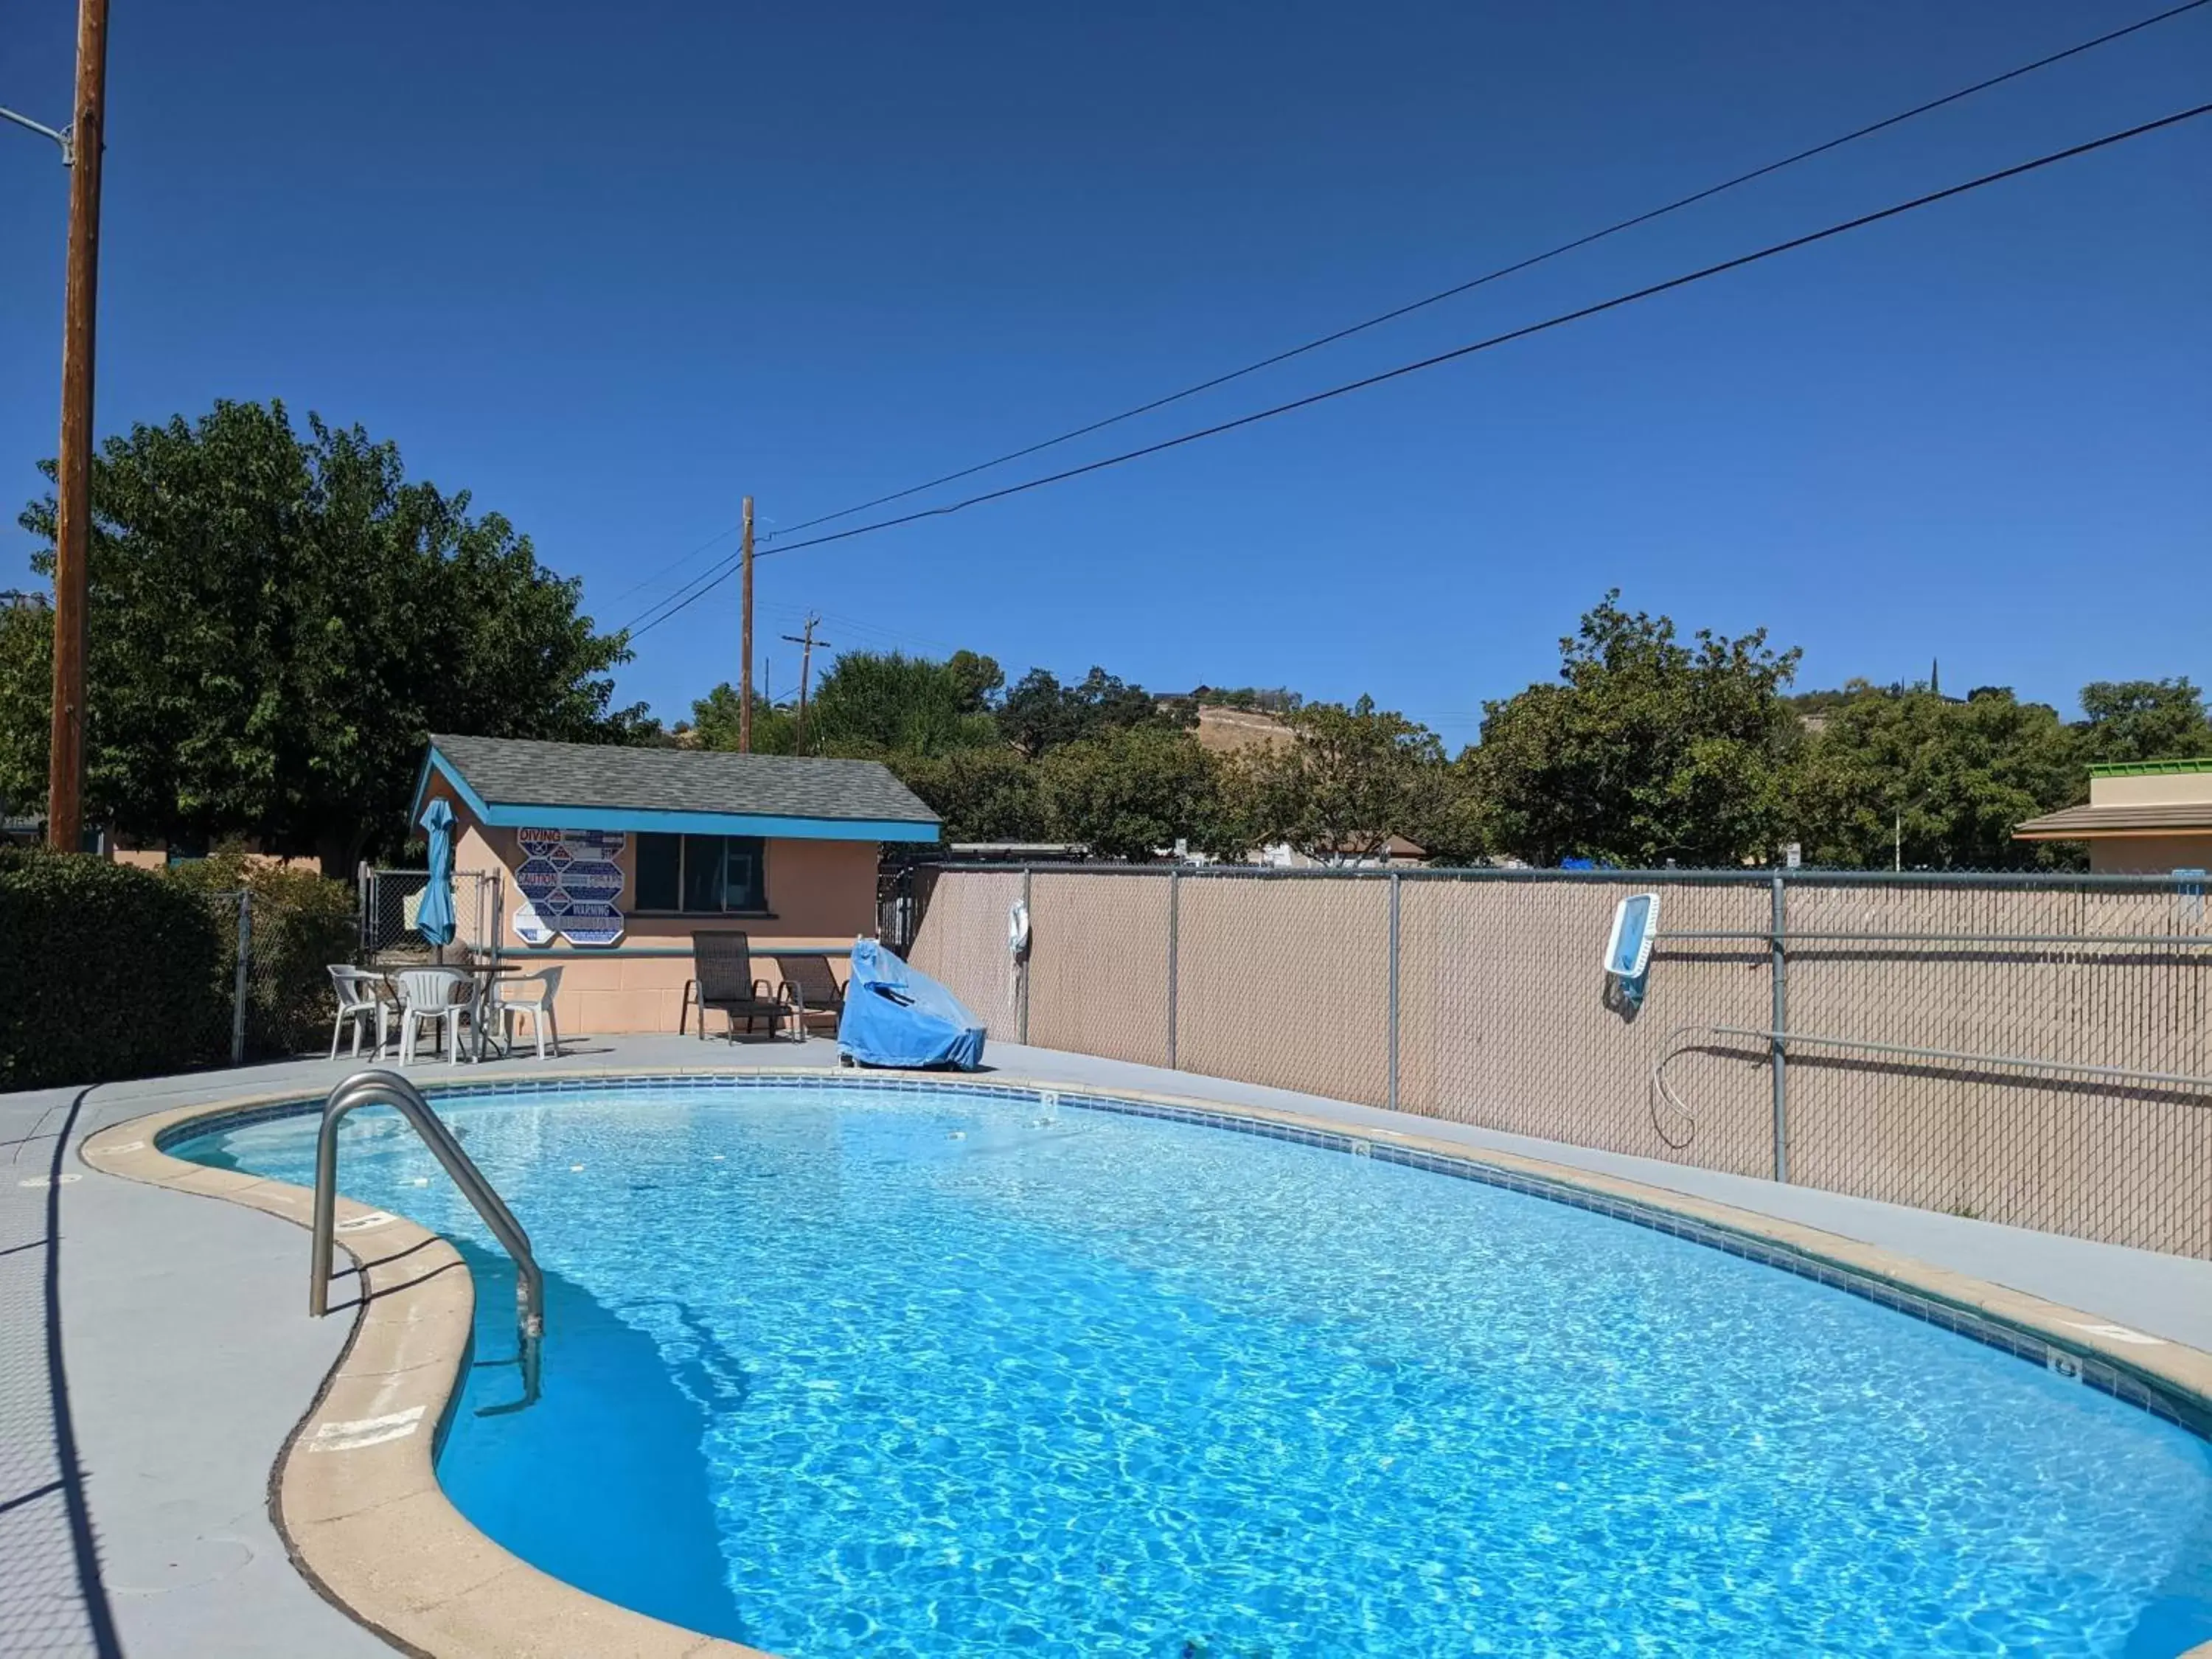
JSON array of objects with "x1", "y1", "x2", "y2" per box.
[{"x1": 908, "y1": 865, "x2": 2212, "y2": 1259}]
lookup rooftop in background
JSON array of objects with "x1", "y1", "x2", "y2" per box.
[
  {"x1": 947, "y1": 842, "x2": 1093, "y2": 861},
  {"x1": 2014, "y1": 757, "x2": 2212, "y2": 874},
  {"x1": 2086, "y1": 758, "x2": 2212, "y2": 777},
  {"x1": 416, "y1": 733, "x2": 940, "y2": 842}
]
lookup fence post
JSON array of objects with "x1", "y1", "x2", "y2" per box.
[
  {"x1": 231, "y1": 891, "x2": 251, "y2": 1067},
  {"x1": 1770, "y1": 873, "x2": 1788, "y2": 1183},
  {"x1": 1166, "y1": 868, "x2": 1180, "y2": 1071},
  {"x1": 1017, "y1": 866, "x2": 1032, "y2": 1046},
  {"x1": 1387, "y1": 872, "x2": 1401, "y2": 1113}
]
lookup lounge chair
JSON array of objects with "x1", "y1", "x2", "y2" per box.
[
  {"x1": 681, "y1": 931, "x2": 793, "y2": 1041},
  {"x1": 779, "y1": 953, "x2": 845, "y2": 1036}
]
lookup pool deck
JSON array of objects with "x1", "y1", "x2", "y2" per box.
[{"x1": 7, "y1": 1032, "x2": 2212, "y2": 1657}]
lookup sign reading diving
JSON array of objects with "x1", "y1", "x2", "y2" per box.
[{"x1": 513, "y1": 828, "x2": 627, "y2": 947}]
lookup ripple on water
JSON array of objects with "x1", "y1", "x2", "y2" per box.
[{"x1": 176, "y1": 1084, "x2": 2212, "y2": 1658}]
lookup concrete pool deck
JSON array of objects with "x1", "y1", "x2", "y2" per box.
[{"x1": 8, "y1": 1033, "x2": 2212, "y2": 1657}]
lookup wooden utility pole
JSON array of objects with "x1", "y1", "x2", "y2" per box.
[
  {"x1": 737, "y1": 495, "x2": 754, "y2": 753},
  {"x1": 781, "y1": 615, "x2": 831, "y2": 754},
  {"x1": 47, "y1": 0, "x2": 110, "y2": 852}
]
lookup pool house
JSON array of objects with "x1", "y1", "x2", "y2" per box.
[{"x1": 411, "y1": 733, "x2": 940, "y2": 1034}]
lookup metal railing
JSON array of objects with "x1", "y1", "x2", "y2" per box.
[
  {"x1": 308, "y1": 1070, "x2": 543, "y2": 1409},
  {"x1": 1652, "y1": 1022, "x2": 2212, "y2": 1156}
]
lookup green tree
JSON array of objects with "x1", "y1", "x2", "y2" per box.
[
  {"x1": 2075, "y1": 678, "x2": 2212, "y2": 766},
  {"x1": 1242, "y1": 696, "x2": 1452, "y2": 861},
  {"x1": 1472, "y1": 593, "x2": 1802, "y2": 867},
  {"x1": 1790, "y1": 683, "x2": 2082, "y2": 869},
  {"x1": 804, "y1": 650, "x2": 1001, "y2": 757},
  {"x1": 890, "y1": 746, "x2": 1046, "y2": 844},
  {"x1": 945, "y1": 649, "x2": 1006, "y2": 714},
  {"x1": 687, "y1": 683, "x2": 799, "y2": 755},
  {"x1": 0, "y1": 597, "x2": 51, "y2": 821},
  {"x1": 998, "y1": 665, "x2": 1174, "y2": 758},
  {"x1": 1037, "y1": 726, "x2": 1234, "y2": 860},
  {"x1": 3, "y1": 400, "x2": 642, "y2": 871}
]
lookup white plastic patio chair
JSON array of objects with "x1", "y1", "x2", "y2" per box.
[
  {"x1": 394, "y1": 967, "x2": 471, "y2": 1066},
  {"x1": 327, "y1": 965, "x2": 389, "y2": 1060},
  {"x1": 491, "y1": 967, "x2": 563, "y2": 1060}
]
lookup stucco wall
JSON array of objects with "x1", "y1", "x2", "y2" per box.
[
  {"x1": 2090, "y1": 771, "x2": 2212, "y2": 808},
  {"x1": 427, "y1": 776, "x2": 878, "y2": 1035},
  {"x1": 105, "y1": 844, "x2": 320, "y2": 873},
  {"x1": 2089, "y1": 835, "x2": 2212, "y2": 874}
]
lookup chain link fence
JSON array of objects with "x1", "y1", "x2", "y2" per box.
[
  {"x1": 1032, "y1": 871, "x2": 1175, "y2": 1071},
  {"x1": 908, "y1": 866, "x2": 1024, "y2": 1040},
  {"x1": 358, "y1": 867, "x2": 500, "y2": 961},
  {"x1": 909, "y1": 863, "x2": 2212, "y2": 1259},
  {"x1": 201, "y1": 887, "x2": 364, "y2": 1064},
  {"x1": 878, "y1": 867, "x2": 920, "y2": 954},
  {"x1": 180, "y1": 868, "x2": 500, "y2": 1067}
]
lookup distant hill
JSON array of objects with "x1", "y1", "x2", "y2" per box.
[{"x1": 1190, "y1": 703, "x2": 1295, "y2": 756}]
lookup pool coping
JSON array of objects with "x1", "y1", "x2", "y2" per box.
[{"x1": 79, "y1": 1065, "x2": 2212, "y2": 1659}]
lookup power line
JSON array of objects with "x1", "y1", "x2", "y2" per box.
[
  {"x1": 600, "y1": 512, "x2": 790, "y2": 614},
  {"x1": 762, "y1": 0, "x2": 2207, "y2": 538},
  {"x1": 614, "y1": 0, "x2": 2211, "y2": 625},
  {"x1": 621, "y1": 102, "x2": 2211, "y2": 642},
  {"x1": 790, "y1": 602, "x2": 960, "y2": 655},
  {"x1": 600, "y1": 521, "x2": 742, "y2": 610}
]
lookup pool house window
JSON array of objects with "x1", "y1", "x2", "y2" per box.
[{"x1": 636, "y1": 832, "x2": 767, "y2": 915}]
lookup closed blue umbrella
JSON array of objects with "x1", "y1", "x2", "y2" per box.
[{"x1": 417, "y1": 797, "x2": 458, "y2": 955}]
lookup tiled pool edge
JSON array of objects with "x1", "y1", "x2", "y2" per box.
[
  {"x1": 82, "y1": 1067, "x2": 2212, "y2": 1659},
  {"x1": 79, "y1": 1084, "x2": 771, "y2": 1659}
]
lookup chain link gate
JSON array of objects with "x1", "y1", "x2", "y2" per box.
[
  {"x1": 201, "y1": 887, "x2": 367, "y2": 1065},
  {"x1": 358, "y1": 867, "x2": 501, "y2": 961}
]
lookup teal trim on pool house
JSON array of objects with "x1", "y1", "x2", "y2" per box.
[{"x1": 409, "y1": 734, "x2": 941, "y2": 1034}]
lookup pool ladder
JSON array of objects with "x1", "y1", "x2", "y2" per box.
[{"x1": 308, "y1": 1068, "x2": 544, "y2": 1411}]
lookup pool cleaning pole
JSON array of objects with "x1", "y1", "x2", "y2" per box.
[{"x1": 1770, "y1": 874, "x2": 1789, "y2": 1183}]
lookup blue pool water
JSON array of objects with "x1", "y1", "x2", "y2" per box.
[{"x1": 175, "y1": 1080, "x2": 2212, "y2": 1658}]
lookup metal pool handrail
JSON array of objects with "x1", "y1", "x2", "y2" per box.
[
  {"x1": 1649, "y1": 1023, "x2": 2212, "y2": 1155},
  {"x1": 308, "y1": 1069, "x2": 543, "y2": 1405}
]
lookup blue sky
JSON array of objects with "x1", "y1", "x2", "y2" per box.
[{"x1": 3, "y1": 1, "x2": 2205, "y2": 749}]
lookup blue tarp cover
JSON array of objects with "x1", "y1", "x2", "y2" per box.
[{"x1": 838, "y1": 940, "x2": 987, "y2": 1070}]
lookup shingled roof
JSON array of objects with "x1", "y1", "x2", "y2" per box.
[
  {"x1": 422, "y1": 734, "x2": 938, "y2": 833},
  {"x1": 2013, "y1": 801, "x2": 2212, "y2": 839}
]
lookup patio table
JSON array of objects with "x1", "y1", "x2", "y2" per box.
[{"x1": 378, "y1": 961, "x2": 523, "y2": 1063}]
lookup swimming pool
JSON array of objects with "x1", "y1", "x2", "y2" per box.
[{"x1": 173, "y1": 1077, "x2": 2212, "y2": 1657}]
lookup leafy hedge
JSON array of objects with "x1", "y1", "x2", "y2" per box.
[
  {"x1": 0, "y1": 847, "x2": 361, "y2": 1090},
  {"x1": 0, "y1": 846, "x2": 229, "y2": 1090}
]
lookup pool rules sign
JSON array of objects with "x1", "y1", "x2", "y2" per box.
[{"x1": 512, "y1": 829, "x2": 626, "y2": 947}]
